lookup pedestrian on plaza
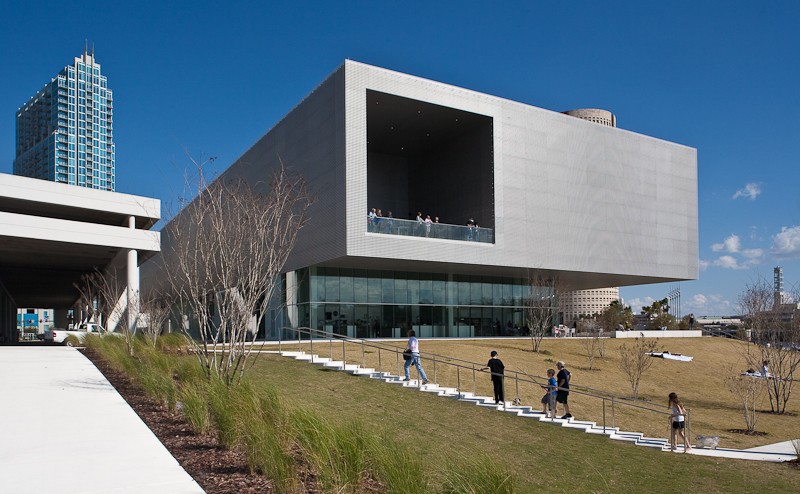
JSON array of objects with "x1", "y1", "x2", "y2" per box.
[
  {"x1": 481, "y1": 350, "x2": 505, "y2": 404},
  {"x1": 403, "y1": 330, "x2": 429, "y2": 384}
]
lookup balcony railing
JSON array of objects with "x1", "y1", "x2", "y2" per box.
[{"x1": 367, "y1": 216, "x2": 494, "y2": 243}]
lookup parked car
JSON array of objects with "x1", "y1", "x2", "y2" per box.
[{"x1": 50, "y1": 323, "x2": 107, "y2": 346}]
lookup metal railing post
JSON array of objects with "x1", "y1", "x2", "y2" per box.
[
  {"x1": 602, "y1": 398, "x2": 606, "y2": 433},
  {"x1": 611, "y1": 396, "x2": 616, "y2": 430},
  {"x1": 361, "y1": 340, "x2": 365, "y2": 368},
  {"x1": 515, "y1": 374, "x2": 520, "y2": 405},
  {"x1": 472, "y1": 364, "x2": 477, "y2": 396},
  {"x1": 457, "y1": 367, "x2": 462, "y2": 398},
  {"x1": 329, "y1": 334, "x2": 333, "y2": 360},
  {"x1": 686, "y1": 409, "x2": 691, "y2": 450},
  {"x1": 310, "y1": 328, "x2": 314, "y2": 362},
  {"x1": 342, "y1": 339, "x2": 346, "y2": 365},
  {"x1": 378, "y1": 348, "x2": 382, "y2": 374}
]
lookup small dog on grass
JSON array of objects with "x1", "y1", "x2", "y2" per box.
[{"x1": 695, "y1": 435, "x2": 720, "y2": 449}]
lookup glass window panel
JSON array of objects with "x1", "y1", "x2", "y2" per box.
[
  {"x1": 353, "y1": 275, "x2": 367, "y2": 303},
  {"x1": 339, "y1": 273, "x2": 353, "y2": 303},
  {"x1": 381, "y1": 278, "x2": 394, "y2": 304},
  {"x1": 458, "y1": 281, "x2": 470, "y2": 305},
  {"x1": 513, "y1": 283, "x2": 523, "y2": 306},
  {"x1": 407, "y1": 277, "x2": 419, "y2": 305},
  {"x1": 325, "y1": 268, "x2": 339, "y2": 302},
  {"x1": 394, "y1": 278, "x2": 408, "y2": 304},
  {"x1": 311, "y1": 270, "x2": 324, "y2": 302},
  {"x1": 432, "y1": 279, "x2": 446, "y2": 305},
  {"x1": 493, "y1": 282, "x2": 503, "y2": 306},
  {"x1": 419, "y1": 279, "x2": 432, "y2": 304},
  {"x1": 367, "y1": 275, "x2": 381, "y2": 303},
  {"x1": 470, "y1": 281, "x2": 482, "y2": 305},
  {"x1": 502, "y1": 284, "x2": 513, "y2": 306},
  {"x1": 482, "y1": 282, "x2": 493, "y2": 305}
]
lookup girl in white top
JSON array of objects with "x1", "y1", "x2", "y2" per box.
[{"x1": 668, "y1": 392, "x2": 691, "y2": 452}]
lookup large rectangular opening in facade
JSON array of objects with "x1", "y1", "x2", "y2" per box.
[{"x1": 366, "y1": 90, "x2": 494, "y2": 241}]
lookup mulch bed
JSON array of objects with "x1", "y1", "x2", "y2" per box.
[
  {"x1": 727, "y1": 429, "x2": 768, "y2": 436},
  {"x1": 82, "y1": 347, "x2": 274, "y2": 494}
]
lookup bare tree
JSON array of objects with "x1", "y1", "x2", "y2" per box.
[
  {"x1": 525, "y1": 271, "x2": 563, "y2": 353},
  {"x1": 162, "y1": 156, "x2": 312, "y2": 385},
  {"x1": 139, "y1": 292, "x2": 173, "y2": 346},
  {"x1": 739, "y1": 276, "x2": 800, "y2": 414},
  {"x1": 578, "y1": 318, "x2": 605, "y2": 369},
  {"x1": 74, "y1": 267, "x2": 137, "y2": 355},
  {"x1": 725, "y1": 368, "x2": 766, "y2": 433},
  {"x1": 618, "y1": 337, "x2": 659, "y2": 399},
  {"x1": 73, "y1": 272, "x2": 101, "y2": 326}
]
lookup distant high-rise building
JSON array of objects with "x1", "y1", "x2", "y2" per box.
[{"x1": 14, "y1": 49, "x2": 115, "y2": 191}]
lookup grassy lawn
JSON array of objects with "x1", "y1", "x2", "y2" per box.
[
  {"x1": 276, "y1": 336, "x2": 800, "y2": 450},
  {"x1": 249, "y1": 348, "x2": 800, "y2": 493}
]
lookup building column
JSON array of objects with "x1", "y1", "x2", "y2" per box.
[{"x1": 127, "y1": 216, "x2": 140, "y2": 333}]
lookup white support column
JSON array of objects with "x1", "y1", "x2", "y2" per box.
[{"x1": 127, "y1": 216, "x2": 140, "y2": 334}]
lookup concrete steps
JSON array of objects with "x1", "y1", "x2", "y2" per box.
[{"x1": 278, "y1": 350, "x2": 797, "y2": 463}]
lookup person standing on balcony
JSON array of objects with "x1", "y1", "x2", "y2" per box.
[
  {"x1": 424, "y1": 214, "x2": 433, "y2": 237},
  {"x1": 404, "y1": 330, "x2": 429, "y2": 384},
  {"x1": 481, "y1": 350, "x2": 505, "y2": 404}
]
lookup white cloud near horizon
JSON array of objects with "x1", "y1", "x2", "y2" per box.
[
  {"x1": 732, "y1": 182, "x2": 762, "y2": 200},
  {"x1": 771, "y1": 226, "x2": 800, "y2": 259}
]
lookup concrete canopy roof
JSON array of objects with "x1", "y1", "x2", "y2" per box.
[{"x1": 0, "y1": 174, "x2": 160, "y2": 308}]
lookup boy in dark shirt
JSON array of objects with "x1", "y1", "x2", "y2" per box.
[{"x1": 482, "y1": 350, "x2": 505, "y2": 404}]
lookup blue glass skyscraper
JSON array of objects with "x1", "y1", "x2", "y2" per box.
[{"x1": 14, "y1": 49, "x2": 115, "y2": 191}]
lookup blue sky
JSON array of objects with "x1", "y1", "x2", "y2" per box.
[{"x1": 1, "y1": 1, "x2": 798, "y2": 317}]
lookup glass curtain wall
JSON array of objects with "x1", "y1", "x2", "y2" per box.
[{"x1": 291, "y1": 267, "x2": 538, "y2": 338}]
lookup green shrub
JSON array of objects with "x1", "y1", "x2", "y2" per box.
[
  {"x1": 290, "y1": 408, "x2": 374, "y2": 492},
  {"x1": 440, "y1": 455, "x2": 516, "y2": 494},
  {"x1": 367, "y1": 437, "x2": 428, "y2": 494},
  {"x1": 208, "y1": 379, "x2": 241, "y2": 449},
  {"x1": 178, "y1": 382, "x2": 211, "y2": 435}
]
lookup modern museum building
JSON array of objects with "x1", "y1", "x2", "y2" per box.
[{"x1": 151, "y1": 60, "x2": 698, "y2": 339}]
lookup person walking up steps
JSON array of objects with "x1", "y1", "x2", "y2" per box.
[
  {"x1": 541, "y1": 368, "x2": 557, "y2": 418},
  {"x1": 556, "y1": 361, "x2": 573, "y2": 419},
  {"x1": 668, "y1": 392, "x2": 691, "y2": 452},
  {"x1": 481, "y1": 350, "x2": 505, "y2": 404},
  {"x1": 403, "y1": 330, "x2": 429, "y2": 384}
]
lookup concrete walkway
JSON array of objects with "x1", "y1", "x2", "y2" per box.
[{"x1": 0, "y1": 346, "x2": 203, "y2": 493}]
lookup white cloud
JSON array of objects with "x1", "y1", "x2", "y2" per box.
[
  {"x1": 685, "y1": 293, "x2": 736, "y2": 316},
  {"x1": 741, "y1": 248, "x2": 763, "y2": 259},
  {"x1": 711, "y1": 234, "x2": 740, "y2": 253},
  {"x1": 732, "y1": 182, "x2": 762, "y2": 200},
  {"x1": 626, "y1": 296, "x2": 655, "y2": 315},
  {"x1": 771, "y1": 226, "x2": 800, "y2": 259},
  {"x1": 713, "y1": 255, "x2": 745, "y2": 269},
  {"x1": 698, "y1": 259, "x2": 710, "y2": 271}
]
